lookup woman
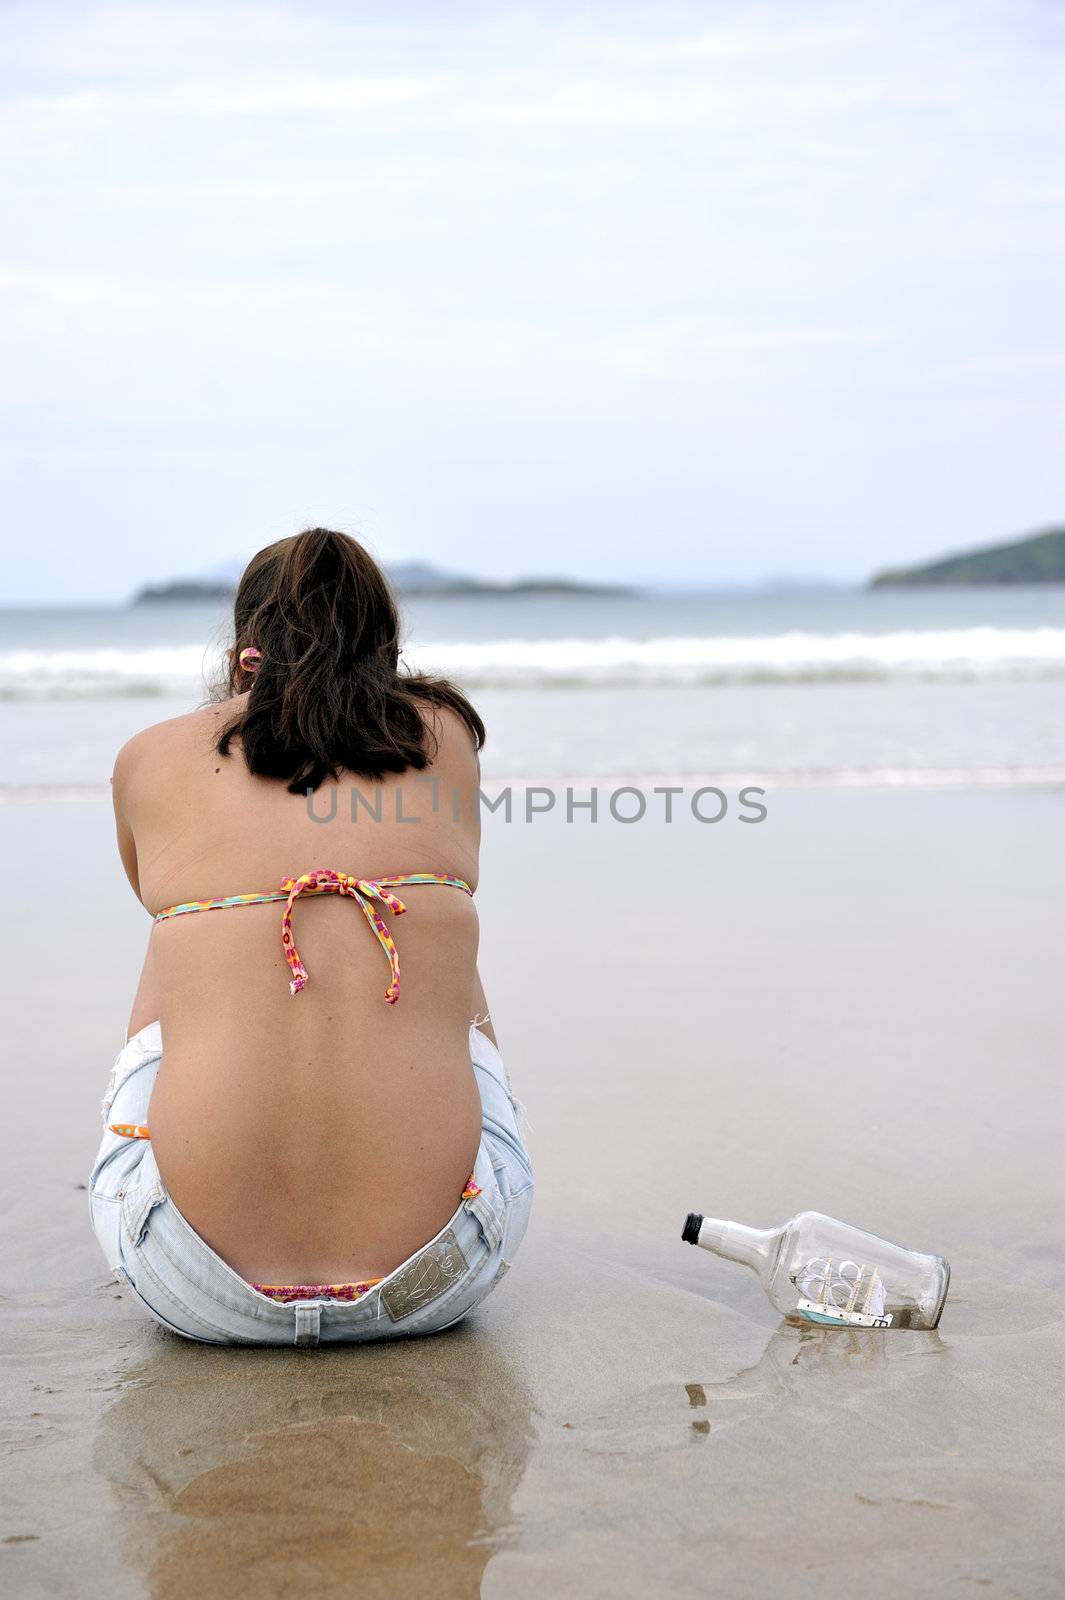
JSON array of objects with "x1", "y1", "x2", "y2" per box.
[{"x1": 89, "y1": 528, "x2": 533, "y2": 1345}]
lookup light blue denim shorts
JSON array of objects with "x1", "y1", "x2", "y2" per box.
[{"x1": 89, "y1": 1022, "x2": 533, "y2": 1346}]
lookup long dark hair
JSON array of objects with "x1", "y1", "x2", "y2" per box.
[{"x1": 216, "y1": 528, "x2": 485, "y2": 793}]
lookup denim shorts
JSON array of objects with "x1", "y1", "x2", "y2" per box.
[{"x1": 89, "y1": 1022, "x2": 533, "y2": 1346}]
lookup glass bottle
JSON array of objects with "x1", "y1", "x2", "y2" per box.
[{"x1": 682, "y1": 1210, "x2": 950, "y2": 1329}]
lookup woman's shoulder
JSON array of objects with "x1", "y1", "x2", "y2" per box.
[
  {"x1": 420, "y1": 703, "x2": 482, "y2": 793},
  {"x1": 112, "y1": 701, "x2": 241, "y2": 791}
]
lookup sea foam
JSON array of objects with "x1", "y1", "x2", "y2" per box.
[{"x1": 2, "y1": 627, "x2": 1065, "y2": 697}]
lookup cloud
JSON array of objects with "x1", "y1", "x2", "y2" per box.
[
  {"x1": 121, "y1": 159, "x2": 514, "y2": 204},
  {"x1": 456, "y1": 77, "x2": 884, "y2": 128},
  {"x1": 590, "y1": 320, "x2": 882, "y2": 378},
  {"x1": 18, "y1": 74, "x2": 444, "y2": 117},
  {"x1": 14, "y1": 69, "x2": 885, "y2": 133},
  {"x1": 596, "y1": 21, "x2": 864, "y2": 66},
  {"x1": 0, "y1": 267, "x2": 542, "y2": 367},
  {"x1": 0, "y1": 268, "x2": 883, "y2": 401}
]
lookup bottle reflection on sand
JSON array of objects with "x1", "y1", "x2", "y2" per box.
[
  {"x1": 554, "y1": 1321, "x2": 949, "y2": 1458},
  {"x1": 93, "y1": 1328, "x2": 535, "y2": 1600},
  {"x1": 681, "y1": 1322, "x2": 949, "y2": 1444}
]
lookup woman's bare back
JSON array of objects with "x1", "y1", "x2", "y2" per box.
[{"x1": 113, "y1": 696, "x2": 486, "y2": 1284}]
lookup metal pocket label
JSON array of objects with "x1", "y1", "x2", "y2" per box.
[{"x1": 380, "y1": 1229, "x2": 469, "y2": 1322}]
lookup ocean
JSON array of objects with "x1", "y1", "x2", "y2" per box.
[{"x1": 3, "y1": 585, "x2": 1064, "y2": 796}]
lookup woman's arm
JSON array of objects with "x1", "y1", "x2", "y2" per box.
[
  {"x1": 111, "y1": 739, "x2": 141, "y2": 900},
  {"x1": 111, "y1": 736, "x2": 159, "y2": 1037},
  {"x1": 459, "y1": 729, "x2": 496, "y2": 1044}
]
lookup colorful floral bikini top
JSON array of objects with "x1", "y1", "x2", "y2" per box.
[{"x1": 154, "y1": 867, "x2": 473, "y2": 1006}]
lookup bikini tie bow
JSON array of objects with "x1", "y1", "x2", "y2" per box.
[{"x1": 280, "y1": 869, "x2": 409, "y2": 1002}]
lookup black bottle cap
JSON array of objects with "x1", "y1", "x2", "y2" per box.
[{"x1": 682, "y1": 1212, "x2": 704, "y2": 1246}]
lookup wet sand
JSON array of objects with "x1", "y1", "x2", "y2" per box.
[{"x1": 2, "y1": 787, "x2": 1065, "y2": 1598}]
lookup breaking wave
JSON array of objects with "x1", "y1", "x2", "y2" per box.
[{"x1": 3, "y1": 628, "x2": 1065, "y2": 697}]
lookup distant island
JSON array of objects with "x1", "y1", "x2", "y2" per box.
[
  {"x1": 133, "y1": 559, "x2": 638, "y2": 604},
  {"x1": 870, "y1": 525, "x2": 1065, "y2": 587},
  {"x1": 134, "y1": 580, "x2": 238, "y2": 602}
]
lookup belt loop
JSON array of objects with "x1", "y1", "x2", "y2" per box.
[{"x1": 294, "y1": 1303, "x2": 321, "y2": 1346}]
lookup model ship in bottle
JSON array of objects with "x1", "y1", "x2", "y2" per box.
[{"x1": 682, "y1": 1209, "x2": 950, "y2": 1330}]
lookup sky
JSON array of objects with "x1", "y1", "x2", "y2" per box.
[{"x1": 1, "y1": 0, "x2": 1063, "y2": 603}]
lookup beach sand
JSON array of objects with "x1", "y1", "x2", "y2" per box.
[{"x1": 2, "y1": 786, "x2": 1064, "y2": 1598}]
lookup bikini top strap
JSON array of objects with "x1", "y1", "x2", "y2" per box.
[
  {"x1": 154, "y1": 891, "x2": 289, "y2": 919},
  {"x1": 156, "y1": 870, "x2": 473, "y2": 1004}
]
